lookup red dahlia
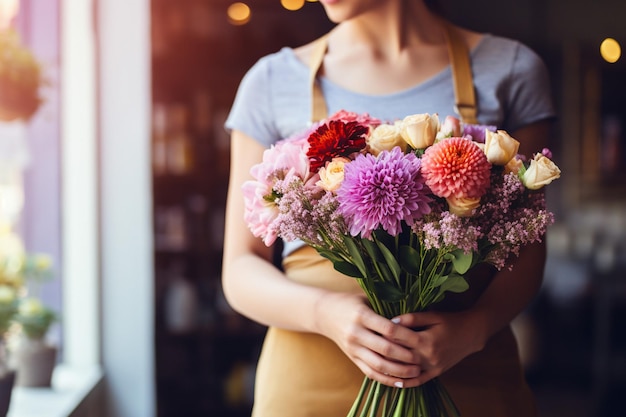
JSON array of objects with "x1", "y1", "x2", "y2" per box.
[{"x1": 307, "y1": 120, "x2": 368, "y2": 172}]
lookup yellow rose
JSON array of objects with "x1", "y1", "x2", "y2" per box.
[
  {"x1": 400, "y1": 113, "x2": 439, "y2": 149},
  {"x1": 522, "y1": 154, "x2": 561, "y2": 190},
  {"x1": 316, "y1": 157, "x2": 350, "y2": 192},
  {"x1": 367, "y1": 124, "x2": 406, "y2": 156},
  {"x1": 18, "y1": 297, "x2": 44, "y2": 317},
  {"x1": 446, "y1": 196, "x2": 481, "y2": 217},
  {"x1": 484, "y1": 130, "x2": 520, "y2": 165}
]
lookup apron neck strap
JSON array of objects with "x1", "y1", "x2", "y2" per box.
[
  {"x1": 308, "y1": 22, "x2": 477, "y2": 124},
  {"x1": 308, "y1": 34, "x2": 330, "y2": 123},
  {"x1": 442, "y1": 22, "x2": 478, "y2": 124}
]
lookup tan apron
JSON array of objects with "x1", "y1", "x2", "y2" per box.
[{"x1": 252, "y1": 23, "x2": 537, "y2": 417}]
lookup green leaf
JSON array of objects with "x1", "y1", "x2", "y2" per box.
[
  {"x1": 318, "y1": 250, "x2": 344, "y2": 264},
  {"x1": 375, "y1": 240, "x2": 401, "y2": 282},
  {"x1": 450, "y1": 250, "x2": 473, "y2": 274},
  {"x1": 333, "y1": 261, "x2": 364, "y2": 278},
  {"x1": 374, "y1": 262, "x2": 394, "y2": 283},
  {"x1": 343, "y1": 236, "x2": 368, "y2": 277},
  {"x1": 373, "y1": 281, "x2": 406, "y2": 303},
  {"x1": 439, "y1": 273, "x2": 469, "y2": 293},
  {"x1": 431, "y1": 292, "x2": 445, "y2": 304},
  {"x1": 372, "y1": 229, "x2": 395, "y2": 250},
  {"x1": 361, "y1": 238, "x2": 385, "y2": 263},
  {"x1": 430, "y1": 274, "x2": 448, "y2": 288},
  {"x1": 398, "y1": 245, "x2": 421, "y2": 275}
]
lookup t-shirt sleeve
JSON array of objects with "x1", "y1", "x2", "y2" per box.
[
  {"x1": 224, "y1": 56, "x2": 279, "y2": 148},
  {"x1": 503, "y1": 43, "x2": 556, "y2": 132}
]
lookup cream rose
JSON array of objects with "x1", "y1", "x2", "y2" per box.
[
  {"x1": 367, "y1": 124, "x2": 406, "y2": 156},
  {"x1": 522, "y1": 154, "x2": 561, "y2": 190},
  {"x1": 484, "y1": 130, "x2": 520, "y2": 165},
  {"x1": 400, "y1": 113, "x2": 439, "y2": 149},
  {"x1": 446, "y1": 196, "x2": 481, "y2": 217},
  {"x1": 316, "y1": 157, "x2": 350, "y2": 192},
  {"x1": 504, "y1": 157, "x2": 524, "y2": 175}
]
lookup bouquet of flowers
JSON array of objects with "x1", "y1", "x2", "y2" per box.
[{"x1": 242, "y1": 110, "x2": 561, "y2": 417}]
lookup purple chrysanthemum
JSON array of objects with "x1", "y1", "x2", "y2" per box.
[
  {"x1": 462, "y1": 123, "x2": 497, "y2": 143},
  {"x1": 337, "y1": 147, "x2": 431, "y2": 238}
]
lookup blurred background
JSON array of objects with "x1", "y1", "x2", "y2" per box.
[{"x1": 1, "y1": 0, "x2": 625, "y2": 416}]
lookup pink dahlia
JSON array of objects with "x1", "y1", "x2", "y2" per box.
[
  {"x1": 336, "y1": 147, "x2": 431, "y2": 238},
  {"x1": 421, "y1": 137, "x2": 491, "y2": 199}
]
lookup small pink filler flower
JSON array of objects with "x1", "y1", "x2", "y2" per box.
[{"x1": 421, "y1": 137, "x2": 491, "y2": 199}]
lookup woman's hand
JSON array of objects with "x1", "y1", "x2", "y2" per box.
[
  {"x1": 313, "y1": 291, "x2": 423, "y2": 388},
  {"x1": 385, "y1": 310, "x2": 488, "y2": 388}
]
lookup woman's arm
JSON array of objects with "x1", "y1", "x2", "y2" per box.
[
  {"x1": 222, "y1": 130, "x2": 424, "y2": 387},
  {"x1": 222, "y1": 130, "x2": 328, "y2": 332},
  {"x1": 385, "y1": 120, "x2": 552, "y2": 387}
]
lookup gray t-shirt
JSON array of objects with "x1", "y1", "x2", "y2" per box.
[
  {"x1": 226, "y1": 34, "x2": 555, "y2": 145},
  {"x1": 226, "y1": 33, "x2": 556, "y2": 255}
]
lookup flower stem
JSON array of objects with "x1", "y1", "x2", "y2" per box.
[
  {"x1": 346, "y1": 377, "x2": 372, "y2": 417},
  {"x1": 358, "y1": 379, "x2": 379, "y2": 417},
  {"x1": 367, "y1": 382, "x2": 384, "y2": 417},
  {"x1": 391, "y1": 388, "x2": 406, "y2": 417}
]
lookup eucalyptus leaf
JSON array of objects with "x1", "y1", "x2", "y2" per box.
[
  {"x1": 430, "y1": 274, "x2": 448, "y2": 288},
  {"x1": 438, "y1": 273, "x2": 469, "y2": 293},
  {"x1": 450, "y1": 250, "x2": 473, "y2": 274}
]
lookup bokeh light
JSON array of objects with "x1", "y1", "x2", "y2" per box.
[
  {"x1": 227, "y1": 2, "x2": 251, "y2": 26},
  {"x1": 600, "y1": 38, "x2": 621, "y2": 63},
  {"x1": 281, "y1": 0, "x2": 305, "y2": 11}
]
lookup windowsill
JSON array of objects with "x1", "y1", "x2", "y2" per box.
[{"x1": 7, "y1": 364, "x2": 104, "y2": 417}]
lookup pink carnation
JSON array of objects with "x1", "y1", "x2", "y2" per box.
[
  {"x1": 242, "y1": 140, "x2": 311, "y2": 246},
  {"x1": 421, "y1": 137, "x2": 491, "y2": 199},
  {"x1": 329, "y1": 110, "x2": 382, "y2": 127}
]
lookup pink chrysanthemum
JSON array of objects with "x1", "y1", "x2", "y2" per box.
[
  {"x1": 337, "y1": 147, "x2": 431, "y2": 238},
  {"x1": 421, "y1": 137, "x2": 491, "y2": 198}
]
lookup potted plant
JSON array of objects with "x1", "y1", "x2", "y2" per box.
[
  {"x1": 0, "y1": 232, "x2": 23, "y2": 417},
  {"x1": 6, "y1": 252, "x2": 56, "y2": 387},
  {"x1": 11, "y1": 296, "x2": 56, "y2": 387}
]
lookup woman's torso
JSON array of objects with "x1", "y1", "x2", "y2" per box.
[
  {"x1": 251, "y1": 247, "x2": 537, "y2": 417},
  {"x1": 227, "y1": 30, "x2": 553, "y2": 417}
]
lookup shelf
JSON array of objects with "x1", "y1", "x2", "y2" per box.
[{"x1": 7, "y1": 365, "x2": 103, "y2": 417}]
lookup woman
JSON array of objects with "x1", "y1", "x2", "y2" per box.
[{"x1": 223, "y1": 0, "x2": 555, "y2": 415}]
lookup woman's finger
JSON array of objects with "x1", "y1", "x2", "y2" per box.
[{"x1": 352, "y1": 355, "x2": 421, "y2": 388}]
